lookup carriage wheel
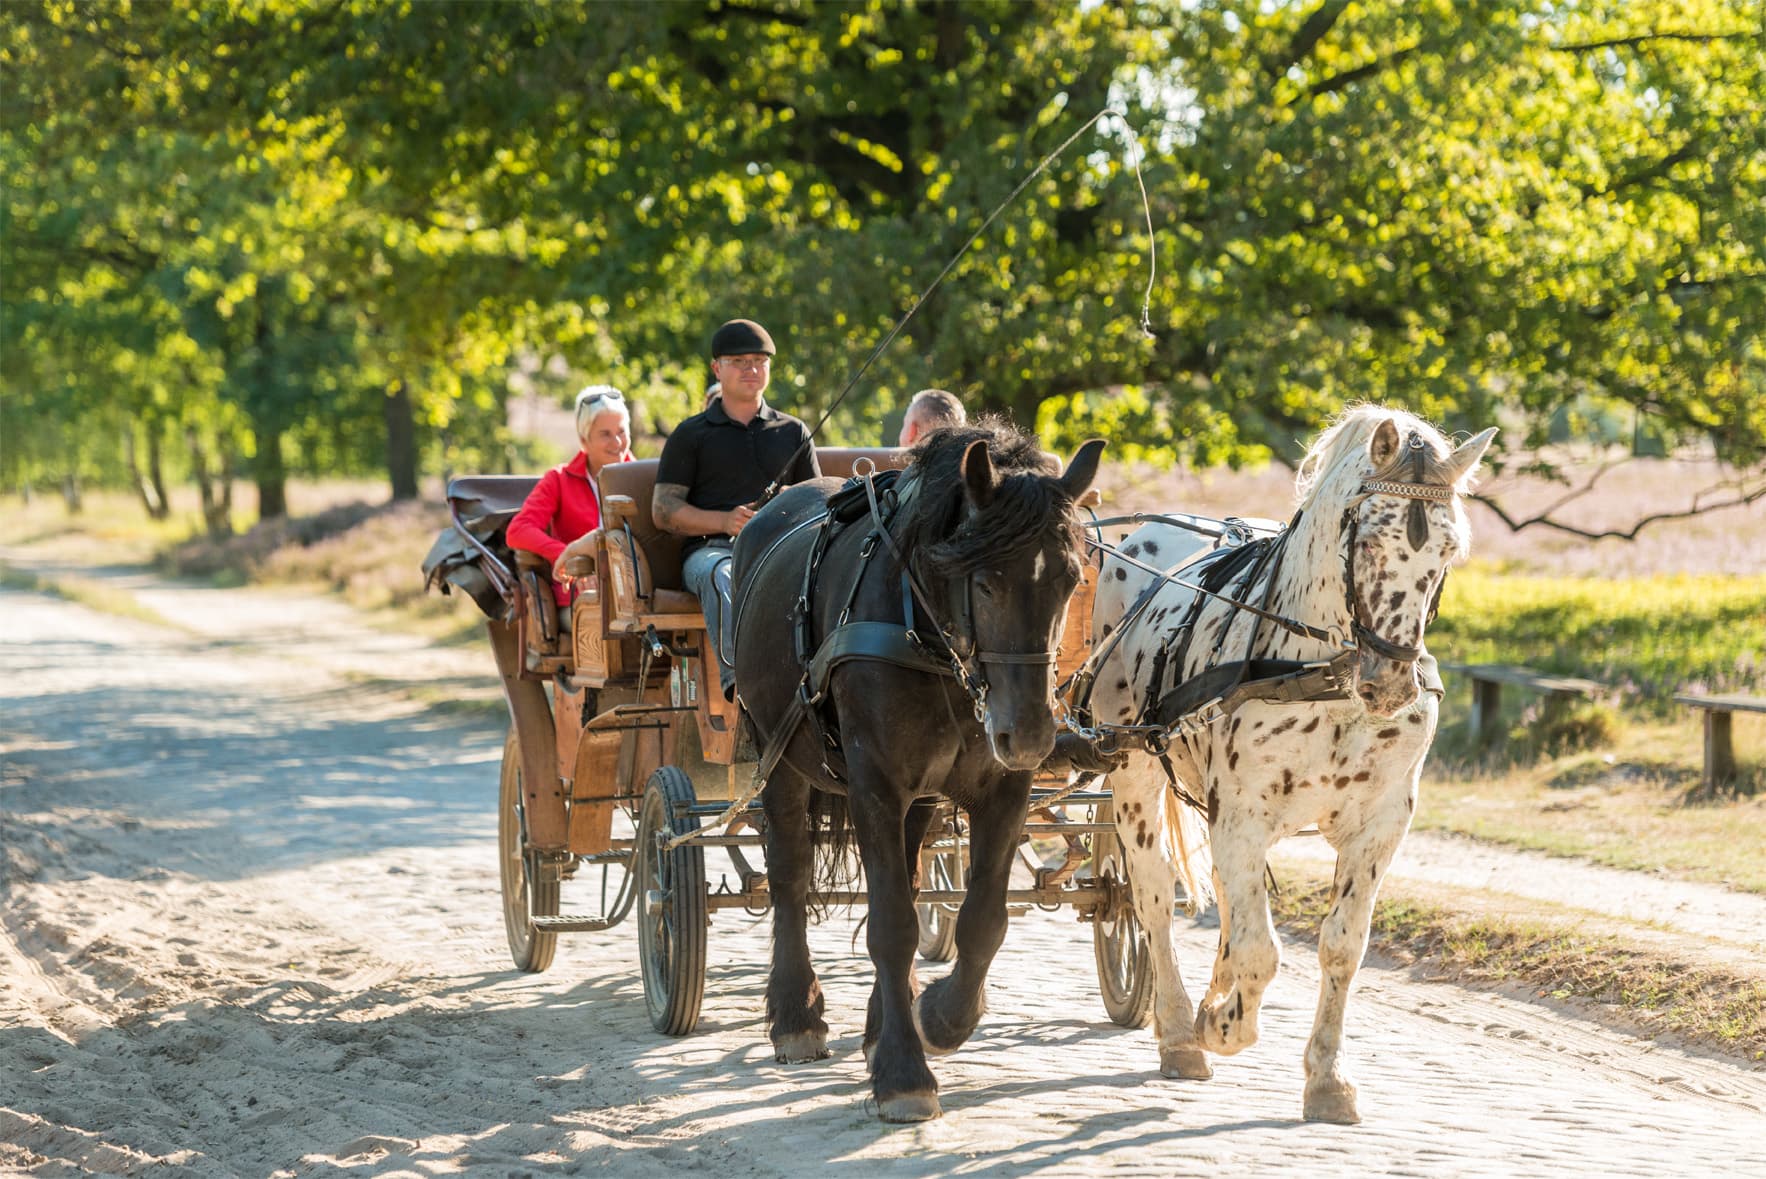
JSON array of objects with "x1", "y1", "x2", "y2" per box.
[
  {"x1": 916, "y1": 840, "x2": 964, "y2": 963},
  {"x1": 636, "y1": 766, "x2": 707, "y2": 1036},
  {"x1": 1090, "y1": 800, "x2": 1154, "y2": 1028},
  {"x1": 499, "y1": 730, "x2": 559, "y2": 972}
]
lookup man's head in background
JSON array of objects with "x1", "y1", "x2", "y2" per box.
[{"x1": 898, "y1": 388, "x2": 965, "y2": 447}]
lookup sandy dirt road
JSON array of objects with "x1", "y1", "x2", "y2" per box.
[{"x1": 3, "y1": 571, "x2": 1765, "y2": 1177}]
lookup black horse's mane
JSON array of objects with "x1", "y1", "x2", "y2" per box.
[{"x1": 899, "y1": 417, "x2": 1079, "y2": 578}]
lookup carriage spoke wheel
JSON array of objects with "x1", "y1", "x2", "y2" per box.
[
  {"x1": 636, "y1": 766, "x2": 707, "y2": 1036},
  {"x1": 1090, "y1": 801, "x2": 1153, "y2": 1028},
  {"x1": 916, "y1": 822, "x2": 965, "y2": 962},
  {"x1": 499, "y1": 730, "x2": 559, "y2": 972}
]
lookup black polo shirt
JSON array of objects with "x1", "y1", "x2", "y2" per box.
[{"x1": 656, "y1": 398, "x2": 821, "y2": 557}]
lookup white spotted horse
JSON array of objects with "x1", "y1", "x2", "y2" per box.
[
  {"x1": 1070, "y1": 406, "x2": 1494, "y2": 1123},
  {"x1": 730, "y1": 422, "x2": 1104, "y2": 1123}
]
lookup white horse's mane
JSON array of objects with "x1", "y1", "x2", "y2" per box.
[{"x1": 1291, "y1": 404, "x2": 1477, "y2": 559}]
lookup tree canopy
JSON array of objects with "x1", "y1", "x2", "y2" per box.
[{"x1": 4, "y1": 0, "x2": 1762, "y2": 520}]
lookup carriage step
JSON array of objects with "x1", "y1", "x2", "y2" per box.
[{"x1": 531, "y1": 914, "x2": 618, "y2": 932}]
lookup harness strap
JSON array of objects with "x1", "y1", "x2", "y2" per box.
[
  {"x1": 807, "y1": 621, "x2": 954, "y2": 698},
  {"x1": 1084, "y1": 519, "x2": 1341, "y2": 647},
  {"x1": 1085, "y1": 513, "x2": 1280, "y2": 540},
  {"x1": 762, "y1": 469, "x2": 961, "y2": 782},
  {"x1": 1352, "y1": 620, "x2": 1422, "y2": 663},
  {"x1": 975, "y1": 650, "x2": 1056, "y2": 666},
  {"x1": 1405, "y1": 433, "x2": 1431, "y2": 551},
  {"x1": 1156, "y1": 751, "x2": 1209, "y2": 815},
  {"x1": 1151, "y1": 652, "x2": 1356, "y2": 730},
  {"x1": 1140, "y1": 533, "x2": 1281, "y2": 730},
  {"x1": 750, "y1": 688, "x2": 813, "y2": 796},
  {"x1": 1064, "y1": 549, "x2": 1216, "y2": 716}
]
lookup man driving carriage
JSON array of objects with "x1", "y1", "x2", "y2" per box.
[{"x1": 654, "y1": 317, "x2": 821, "y2": 701}]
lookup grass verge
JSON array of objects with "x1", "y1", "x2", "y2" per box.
[
  {"x1": 0, "y1": 562, "x2": 187, "y2": 632},
  {"x1": 1433, "y1": 567, "x2": 1766, "y2": 713},
  {"x1": 1421, "y1": 719, "x2": 1766, "y2": 894},
  {"x1": 1269, "y1": 863, "x2": 1766, "y2": 1062}
]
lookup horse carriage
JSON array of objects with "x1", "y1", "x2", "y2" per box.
[
  {"x1": 426, "y1": 408, "x2": 1494, "y2": 1125},
  {"x1": 426, "y1": 443, "x2": 1156, "y2": 1039}
]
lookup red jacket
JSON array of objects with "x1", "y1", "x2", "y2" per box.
[{"x1": 507, "y1": 451, "x2": 629, "y2": 605}]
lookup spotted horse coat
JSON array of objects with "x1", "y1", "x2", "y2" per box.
[{"x1": 1085, "y1": 406, "x2": 1495, "y2": 1124}]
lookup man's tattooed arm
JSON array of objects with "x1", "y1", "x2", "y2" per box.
[
  {"x1": 653, "y1": 482, "x2": 690, "y2": 531},
  {"x1": 653, "y1": 483, "x2": 736, "y2": 537}
]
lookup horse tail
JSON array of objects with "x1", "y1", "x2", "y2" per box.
[
  {"x1": 1163, "y1": 790, "x2": 1216, "y2": 915},
  {"x1": 808, "y1": 787, "x2": 857, "y2": 921}
]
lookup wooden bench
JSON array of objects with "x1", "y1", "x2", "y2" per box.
[
  {"x1": 1438, "y1": 661, "x2": 1604, "y2": 749},
  {"x1": 1673, "y1": 693, "x2": 1766, "y2": 792}
]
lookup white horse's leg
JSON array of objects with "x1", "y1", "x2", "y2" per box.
[
  {"x1": 1195, "y1": 815, "x2": 1278, "y2": 1056},
  {"x1": 1111, "y1": 756, "x2": 1211, "y2": 1080},
  {"x1": 1304, "y1": 778, "x2": 1417, "y2": 1124}
]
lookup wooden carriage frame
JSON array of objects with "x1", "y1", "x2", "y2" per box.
[{"x1": 444, "y1": 447, "x2": 1152, "y2": 1035}]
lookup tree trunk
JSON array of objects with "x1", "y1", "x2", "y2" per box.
[
  {"x1": 246, "y1": 296, "x2": 288, "y2": 522},
  {"x1": 60, "y1": 472, "x2": 82, "y2": 514},
  {"x1": 125, "y1": 422, "x2": 171, "y2": 520},
  {"x1": 253, "y1": 420, "x2": 288, "y2": 521},
  {"x1": 385, "y1": 378, "x2": 419, "y2": 501},
  {"x1": 145, "y1": 420, "x2": 170, "y2": 519},
  {"x1": 188, "y1": 426, "x2": 235, "y2": 538}
]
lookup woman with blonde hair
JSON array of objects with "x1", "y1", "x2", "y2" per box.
[{"x1": 507, "y1": 384, "x2": 635, "y2": 606}]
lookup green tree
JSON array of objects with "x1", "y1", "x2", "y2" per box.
[{"x1": 6, "y1": 0, "x2": 1761, "y2": 531}]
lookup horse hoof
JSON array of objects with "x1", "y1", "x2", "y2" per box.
[
  {"x1": 912, "y1": 985, "x2": 979, "y2": 1057},
  {"x1": 878, "y1": 1092, "x2": 941, "y2": 1123},
  {"x1": 1158, "y1": 1044, "x2": 1213, "y2": 1080},
  {"x1": 1303, "y1": 1079, "x2": 1361, "y2": 1125},
  {"x1": 1194, "y1": 1003, "x2": 1255, "y2": 1057},
  {"x1": 773, "y1": 1030, "x2": 831, "y2": 1064}
]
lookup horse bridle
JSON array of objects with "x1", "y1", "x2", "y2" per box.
[
  {"x1": 1342, "y1": 431, "x2": 1456, "y2": 665},
  {"x1": 863, "y1": 469, "x2": 1063, "y2": 723},
  {"x1": 934, "y1": 567, "x2": 1064, "y2": 722}
]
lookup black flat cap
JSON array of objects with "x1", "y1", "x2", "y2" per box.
[{"x1": 711, "y1": 318, "x2": 775, "y2": 357}]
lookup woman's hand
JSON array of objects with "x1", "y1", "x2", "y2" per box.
[{"x1": 553, "y1": 534, "x2": 598, "y2": 582}]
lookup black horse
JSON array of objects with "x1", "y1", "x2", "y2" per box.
[{"x1": 730, "y1": 422, "x2": 1104, "y2": 1122}]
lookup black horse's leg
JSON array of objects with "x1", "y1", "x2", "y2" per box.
[
  {"x1": 763, "y1": 765, "x2": 830, "y2": 1063},
  {"x1": 864, "y1": 797, "x2": 939, "y2": 1063},
  {"x1": 849, "y1": 782, "x2": 940, "y2": 1122},
  {"x1": 915, "y1": 770, "x2": 1033, "y2": 1054}
]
